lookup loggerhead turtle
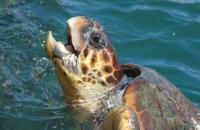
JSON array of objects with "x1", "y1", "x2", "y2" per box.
[{"x1": 45, "y1": 16, "x2": 200, "y2": 130}]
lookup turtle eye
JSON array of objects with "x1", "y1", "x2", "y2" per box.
[{"x1": 89, "y1": 32, "x2": 105, "y2": 48}]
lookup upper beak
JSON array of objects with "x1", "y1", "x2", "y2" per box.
[{"x1": 45, "y1": 31, "x2": 70, "y2": 59}]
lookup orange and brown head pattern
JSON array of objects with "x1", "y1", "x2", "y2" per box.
[
  {"x1": 45, "y1": 16, "x2": 122, "y2": 106},
  {"x1": 67, "y1": 16, "x2": 121, "y2": 87}
]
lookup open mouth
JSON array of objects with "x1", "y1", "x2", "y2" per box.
[
  {"x1": 66, "y1": 27, "x2": 76, "y2": 54},
  {"x1": 45, "y1": 27, "x2": 79, "y2": 74}
]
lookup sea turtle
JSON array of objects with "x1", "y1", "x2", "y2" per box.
[{"x1": 45, "y1": 16, "x2": 200, "y2": 130}]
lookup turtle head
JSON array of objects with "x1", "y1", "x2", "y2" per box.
[{"x1": 45, "y1": 16, "x2": 121, "y2": 107}]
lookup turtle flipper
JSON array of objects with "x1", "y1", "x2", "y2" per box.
[
  {"x1": 121, "y1": 64, "x2": 200, "y2": 130},
  {"x1": 98, "y1": 106, "x2": 139, "y2": 130}
]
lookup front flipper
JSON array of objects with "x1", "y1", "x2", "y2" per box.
[
  {"x1": 121, "y1": 64, "x2": 200, "y2": 130},
  {"x1": 98, "y1": 106, "x2": 139, "y2": 130}
]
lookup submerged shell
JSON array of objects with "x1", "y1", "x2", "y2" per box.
[{"x1": 122, "y1": 64, "x2": 200, "y2": 130}]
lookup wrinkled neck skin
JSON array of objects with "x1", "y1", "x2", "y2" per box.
[
  {"x1": 54, "y1": 54, "x2": 127, "y2": 125},
  {"x1": 66, "y1": 75, "x2": 130, "y2": 128},
  {"x1": 57, "y1": 71, "x2": 121, "y2": 119},
  {"x1": 54, "y1": 45, "x2": 123, "y2": 124}
]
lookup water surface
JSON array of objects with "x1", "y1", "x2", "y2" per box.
[{"x1": 0, "y1": 0, "x2": 200, "y2": 129}]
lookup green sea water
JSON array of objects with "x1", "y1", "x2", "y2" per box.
[{"x1": 0, "y1": 0, "x2": 199, "y2": 129}]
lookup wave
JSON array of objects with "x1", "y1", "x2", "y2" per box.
[
  {"x1": 168, "y1": 0, "x2": 200, "y2": 4},
  {"x1": 145, "y1": 60, "x2": 200, "y2": 80}
]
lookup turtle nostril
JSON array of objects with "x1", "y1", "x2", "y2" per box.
[{"x1": 89, "y1": 32, "x2": 105, "y2": 48}]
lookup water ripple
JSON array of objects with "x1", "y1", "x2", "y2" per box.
[
  {"x1": 0, "y1": 0, "x2": 199, "y2": 129},
  {"x1": 168, "y1": 0, "x2": 200, "y2": 4}
]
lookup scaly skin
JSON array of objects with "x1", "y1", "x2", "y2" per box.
[{"x1": 45, "y1": 16, "x2": 200, "y2": 130}]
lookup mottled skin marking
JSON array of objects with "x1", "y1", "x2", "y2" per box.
[
  {"x1": 103, "y1": 65, "x2": 113, "y2": 74},
  {"x1": 100, "y1": 80, "x2": 107, "y2": 86},
  {"x1": 106, "y1": 76, "x2": 115, "y2": 84},
  {"x1": 78, "y1": 47, "x2": 121, "y2": 86},
  {"x1": 82, "y1": 77, "x2": 87, "y2": 82},
  {"x1": 101, "y1": 50, "x2": 110, "y2": 63},
  {"x1": 92, "y1": 80, "x2": 96, "y2": 85},
  {"x1": 77, "y1": 80, "x2": 82, "y2": 84},
  {"x1": 81, "y1": 63, "x2": 89, "y2": 75},
  {"x1": 87, "y1": 77, "x2": 91, "y2": 82},
  {"x1": 93, "y1": 69, "x2": 97, "y2": 72},
  {"x1": 83, "y1": 48, "x2": 89, "y2": 57},
  {"x1": 90, "y1": 52, "x2": 97, "y2": 66},
  {"x1": 111, "y1": 54, "x2": 118, "y2": 68},
  {"x1": 97, "y1": 71, "x2": 102, "y2": 77}
]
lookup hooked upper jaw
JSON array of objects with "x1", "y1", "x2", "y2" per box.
[
  {"x1": 45, "y1": 31, "x2": 71, "y2": 59},
  {"x1": 45, "y1": 30, "x2": 80, "y2": 75},
  {"x1": 45, "y1": 16, "x2": 95, "y2": 60},
  {"x1": 45, "y1": 16, "x2": 99, "y2": 77}
]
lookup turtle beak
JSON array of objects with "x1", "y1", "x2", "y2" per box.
[
  {"x1": 45, "y1": 16, "x2": 96, "y2": 60},
  {"x1": 45, "y1": 31, "x2": 71, "y2": 60}
]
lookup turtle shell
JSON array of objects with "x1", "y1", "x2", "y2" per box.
[{"x1": 119, "y1": 64, "x2": 200, "y2": 130}]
